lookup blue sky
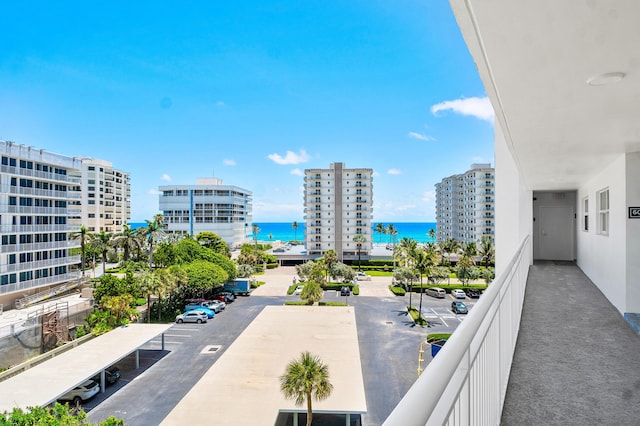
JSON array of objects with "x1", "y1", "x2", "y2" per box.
[{"x1": 0, "y1": 1, "x2": 494, "y2": 222}]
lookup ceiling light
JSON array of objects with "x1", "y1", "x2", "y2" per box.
[{"x1": 587, "y1": 72, "x2": 626, "y2": 86}]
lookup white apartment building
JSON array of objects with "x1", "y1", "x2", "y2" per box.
[
  {"x1": 68, "y1": 158, "x2": 131, "y2": 234},
  {"x1": 435, "y1": 163, "x2": 495, "y2": 244},
  {"x1": 0, "y1": 141, "x2": 82, "y2": 307},
  {"x1": 303, "y1": 162, "x2": 373, "y2": 261},
  {"x1": 159, "y1": 178, "x2": 252, "y2": 247}
]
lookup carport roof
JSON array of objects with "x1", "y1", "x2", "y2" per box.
[
  {"x1": 0, "y1": 323, "x2": 172, "y2": 412},
  {"x1": 161, "y1": 305, "x2": 367, "y2": 425}
]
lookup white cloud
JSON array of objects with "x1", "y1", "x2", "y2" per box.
[
  {"x1": 223, "y1": 159, "x2": 236, "y2": 166},
  {"x1": 408, "y1": 131, "x2": 435, "y2": 141},
  {"x1": 372, "y1": 171, "x2": 381, "y2": 177},
  {"x1": 161, "y1": 173, "x2": 171, "y2": 181},
  {"x1": 290, "y1": 168, "x2": 304, "y2": 176},
  {"x1": 422, "y1": 190, "x2": 436, "y2": 203},
  {"x1": 387, "y1": 168, "x2": 402, "y2": 175},
  {"x1": 267, "y1": 149, "x2": 311, "y2": 165},
  {"x1": 395, "y1": 204, "x2": 416, "y2": 211},
  {"x1": 216, "y1": 101, "x2": 226, "y2": 107},
  {"x1": 148, "y1": 188, "x2": 161, "y2": 195},
  {"x1": 431, "y1": 96, "x2": 494, "y2": 122}
]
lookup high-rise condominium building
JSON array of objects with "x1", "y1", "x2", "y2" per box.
[
  {"x1": 158, "y1": 178, "x2": 252, "y2": 247},
  {"x1": 435, "y1": 163, "x2": 495, "y2": 244},
  {"x1": 304, "y1": 162, "x2": 373, "y2": 261},
  {"x1": 68, "y1": 158, "x2": 131, "y2": 234},
  {"x1": 0, "y1": 141, "x2": 82, "y2": 306}
]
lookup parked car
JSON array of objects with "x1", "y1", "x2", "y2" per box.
[
  {"x1": 212, "y1": 290, "x2": 235, "y2": 303},
  {"x1": 175, "y1": 310, "x2": 208, "y2": 323},
  {"x1": 451, "y1": 289, "x2": 466, "y2": 299},
  {"x1": 426, "y1": 287, "x2": 446, "y2": 298},
  {"x1": 464, "y1": 288, "x2": 482, "y2": 298},
  {"x1": 354, "y1": 272, "x2": 371, "y2": 281},
  {"x1": 58, "y1": 380, "x2": 100, "y2": 405},
  {"x1": 293, "y1": 285, "x2": 304, "y2": 295},
  {"x1": 208, "y1": 300, "x2": 226, "y2": 312},
  {"x1": 91, "y1": 366, "x2": 121, "y2": 387},
  {"x1": 185, "y1": 305, "x2": 216, "y2": 318},
  {"x1": 451, "y1": 301, "x2": 469, "y2": 314},
  {"x1": 340, "y1": 286, "x2": 351, "y2": 296}
]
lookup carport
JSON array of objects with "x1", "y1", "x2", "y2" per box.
[
  {"x1": 161, "y1": 305, "x2": 367, "y2": 425},
  {"x1": 0, "y1": 323, "x2": 172, "y2": 412}
]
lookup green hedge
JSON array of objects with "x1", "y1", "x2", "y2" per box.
[
  {"x1": 426, "y1": 333, "x2": 451, "y2": 343},
  {"x1": 389, "y1": 285, "x2": 406, "y2": 296},
  {"x1": 284, "y1": 301, "x2": 307, "y2": 305},
  {"x1": 318, "y1": 302, "x2": 348, "y2": 306}
]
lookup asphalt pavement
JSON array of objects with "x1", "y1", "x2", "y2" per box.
[{"x1": 86, "y1": 268, "x2": 470, "y2": 426}]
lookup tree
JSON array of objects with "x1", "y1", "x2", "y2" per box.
[
  {"x1": 139, "y1": 217, "x2": 165, "y2": 271},
  {"x1": 428, "y1": 228, "x2": 436, "y2": 243},
  {"x1": 138, "y1": 271, "x2": 161, "y2": 323},
  {"x1": 330, "y1": 262, "x2": 355, "y2": 283},
  {"x1": 252, "y1": 224, "x2": 261, "y2": 265},
  {"x1": 352, "y1": 235, "x2": 366, "y2": 271},
  {"x1": 292, "y1": 221, "x2": 299, "y2": 242},
  {"x1": 375, "y1": 223, "x2": 386, "y2": 244},
  {"x1": 413, "y1": 247, "x2": 438, "y2": 319},
  {"x1": 70, "y1": 225, "x2": 92, "y2": 277},
  {"x1": 91, "y1": 231, "x2": 114, "y2": 276},
  {"x1": 456, "y1": 255, "x2": 479, "y2": 285},
  {"x1": 386, "y1": 223, "x2": 397, "y2": 247},
  {"x1": 300, "y1": 281, "x2": 324, "y2": 305},
  {"x1": 280, "y1": 351, "x2": 333, "y2": 426},
  {"x1": 322, "y1": 249, "x2": 338, "y2": 281},
  {"x1": 237, "y1": 263, "x2": 254, "y2": 278},
  {"x1": 113, "y1": 224, "x2": 140, "y2": 263},
  {"x1": 0, "y1": 402, "x2": 124, "y2": 425},
  {"x1": 463, "y1": 241, "x2": 478, "y2": 261},
  {"x1": 479, "y1": 236, "x2": 495, "y2": 267},
  {"x1": 395, "y1": 237, "x2": 418, "y2": 308},
  {"x1": 195, "y1": 231, "x2": 230, "y2": 257},
  {"x1": 441, "y1": 238, "x2": 461, "y2": 265}
]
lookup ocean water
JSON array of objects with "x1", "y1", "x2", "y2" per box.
[{"x1": 128, "y1": 221, "x2": 437, "y2": 243}]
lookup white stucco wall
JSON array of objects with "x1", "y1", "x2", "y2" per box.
[
  {"x1": 495, "y1": 125, "x2": 533, "y2": 276},
  {"x1": 625, "y1": 152, "x2": 640, "y2": 313},
  {"x1": 576, "y1": 155, "x2": 627, "y2": 314}
]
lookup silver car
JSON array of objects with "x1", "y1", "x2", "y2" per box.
[{"x1": 175, "y1": 310, "x2": 208, "y2": 324}]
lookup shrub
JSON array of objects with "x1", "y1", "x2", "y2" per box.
[
  {"x1": 389, "y1": 285, "x2": 406, "y2": 296},
  {"x1": 318, "y1": 302, "x2": 348, "y2": 306},
  {"x1": 352, "y1": 285, "x2": 360, "y2": 295},
  {"x1": 284, "y1": 301, "x2": 307, "y2": 306},
  {"x1": 407, "y1": 306, "x2": 427, "y2": 326}
]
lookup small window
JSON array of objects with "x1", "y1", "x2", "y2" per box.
[
  {"x1": 582, "y1": 197, "x2": 589, "y2": 231},
  {"x1": 597, "y1": 188, "x2": 609, "y2": 236}
]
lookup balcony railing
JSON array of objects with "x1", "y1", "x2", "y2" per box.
[{"x1": 384, "y1": 235, "x2": 531, "y2": 426}]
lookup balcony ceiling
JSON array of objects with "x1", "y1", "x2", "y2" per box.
[{"x1": 450, "y1": 0, "x2": 640, "y2": 189}]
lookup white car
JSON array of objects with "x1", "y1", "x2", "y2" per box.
[
  {"x1": 355, "y1": 272, "x2": 371, "y2": 281},
  {"x1": 175, "y1": 310, "x2": 208, "y2": 323},
  {"x1": 58, "y1": 380, "x2": 100, "y2": 405},
  {"x1": 207, "y1": 300, "x2": 226, "y2": 312},
  {"x1": 451, "y1": 289, "x2": 466, "y2": 299},
  {"x1": 293, "y1": 285, "x2": 304, "y2": 295}
]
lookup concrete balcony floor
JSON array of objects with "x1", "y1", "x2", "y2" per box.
[{"x1": 501, "y1": 261, "x2": 640, "y2": 425}]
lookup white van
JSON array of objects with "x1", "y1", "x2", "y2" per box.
[{"x1": 426, "y1": 287, "x2": 446, "y2": 298}]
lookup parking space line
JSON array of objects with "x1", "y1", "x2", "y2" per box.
[{"x1": 431, "y1": 308, "x2": 449, "y2": 327}]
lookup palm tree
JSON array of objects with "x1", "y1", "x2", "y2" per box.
[
  {"x1": 91, "y1": 230, "x2": 113, "y2": 276},
  {"x1": 428, "y1": 228, "x2": 436, "y2": 243},
  {"x1": 478, "y1": 236, "x2": 495, "y2": 267},
  {"x1": 268, "y1": 233, "x2": 273, "y2": 242},
  {"x1": 70, "y1": 225, "x2": 92, "y2": 277},
  {"x1": 414, "y1": 246, "x2": 438, "y2": 320},
  {"x1": 138, "y1": 271, "x2": 161, "y2": 323},
  {"x1": 352, "y1": 235, "x2": 366, "y2": 271},
  {"x1": 113, "y1": 224, "x2": 140, "y2": 263},
  {"x1": 395, "y1": 237, "x2": 417, "y2": 308},
  {"x1": 280, "y1": 351, "x2": 334, "y2": 426},
  {"x1": 139, "y1": 217, "x2": 164, "y2": 271},
  {"x1": 386, "y1": 223, "x2": 396, "y2": 246},
  {"x1": 322, "y1": 249, "x2": 338, "y2": 281},
  {"x1": 300, "y1": 281, "x2": 324, "y2": 305},
  {"x1": 292, "y1": 221, "x2": 299, "y2": 242},
  {"x1": 252, "y1": 224, "x2": 261, "y2": 266},
  {"x1": 375, "y1": 223, "x2": 386, "y2": 244}
]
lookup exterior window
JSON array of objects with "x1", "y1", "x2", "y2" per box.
[
  {"x1": 582, "y1": 197, "x2": 589, "y2": 231},
  {"x1": 597, "y1": 188, "x2": 609, "y2": 235}
]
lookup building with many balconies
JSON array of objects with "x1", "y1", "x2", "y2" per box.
[
  {"x1": 435, "y1": 163, "x2": 494, "y2": 244},
  {"x1": 303, "y1": 162, "x2": 373, "y2": 261},
  {"x1": 0, "y1": 141, "x2": 82, "y2": 308},
  {"x1": 158, "y1": 178, "x2": 252, "y2": 247},
  {"x1": 68, "y1": 158, "x2": 131, "y2": 234}
]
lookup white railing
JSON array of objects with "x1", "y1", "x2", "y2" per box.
[{"x1": 384, "y1": 235, "x2": 531, "y2": 426}]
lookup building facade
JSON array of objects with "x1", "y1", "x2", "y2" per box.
[
  {"x1": 435, "y1": 163, "x2": 495, "y2": 244},
  {"x1": 303, "y1": 162, "x2": 373, "y2": 261},
  {"x1": 68, "y1": 158, "x2": 131, "y2": 234},
  {"x1": 158, "y1": 178, "x2": 252, "y2": 247},
  {"x1": 0, "y1": 141, "x2": 82, "y2": 306}
]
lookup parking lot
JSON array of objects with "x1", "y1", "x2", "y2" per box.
[{"x1": 86, "y1": 269, "x2": 476, "y2": 426}]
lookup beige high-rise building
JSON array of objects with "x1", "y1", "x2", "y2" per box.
[
  {"x1": 304, "y1": 162, "x2": 373, "y2": 261},
  {"x1": 69, "y1": 158, "x2": 131, "y2": 234}
]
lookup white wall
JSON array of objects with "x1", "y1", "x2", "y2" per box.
[
  {"x1": 625, "y1": 152, "x2": 640, "y2": 313},
  {"x1": 495, "y1": 125, "x2": 533, "y2": 276},
  {"x1": 576, "y1": 155, "x2": 627, "y2": 313}
]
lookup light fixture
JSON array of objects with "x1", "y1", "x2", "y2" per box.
[{"x1": 587, "y1": 72, "x2": 626, "y2": 86}]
